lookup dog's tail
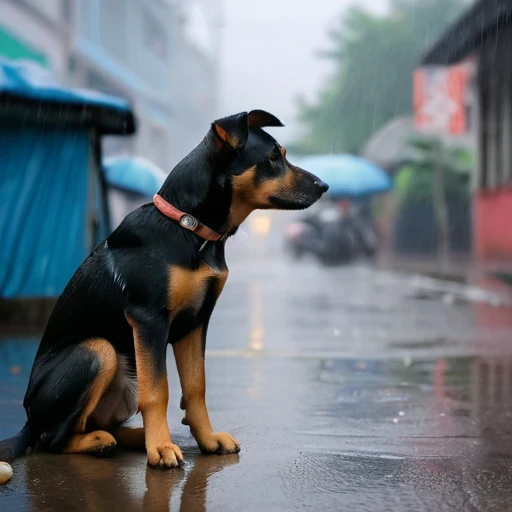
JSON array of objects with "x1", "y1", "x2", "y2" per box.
[{"x1": 0, "y1": 422, "x2": 32, "y2": 463}]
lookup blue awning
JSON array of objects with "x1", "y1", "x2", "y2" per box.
[
  {"x1": 0, "y1": 58, "x2": 136, "y2": 134},
  {"x1": 0, "y1": 57, "x2": 131, "y2": 110}
]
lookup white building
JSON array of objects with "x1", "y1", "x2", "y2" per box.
[
  {"x1": 0, "y1": 0, "x2": 223, "y2": 170},
  {"x1": 0, "y1": 0, "x2": 70, "y2": 79}
]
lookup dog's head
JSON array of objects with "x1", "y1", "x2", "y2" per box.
[
  {"x1": 161, "y1": 110, "x2": 329, "y2": 234},
  {"x1": 211, "y1": 111, "x2": 328, "y2": 226}
]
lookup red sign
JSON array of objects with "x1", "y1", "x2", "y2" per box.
[{"x1": 414, "y1": 64, "x2": 471, "y2": 135}]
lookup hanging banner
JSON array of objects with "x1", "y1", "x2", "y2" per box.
[{"x1": 414, "y1": 62, "x2": 472, "y2": 135}]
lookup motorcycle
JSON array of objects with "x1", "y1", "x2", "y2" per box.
[{"x1": 285, "y1": 198, "x2": 379, "y2": 265}]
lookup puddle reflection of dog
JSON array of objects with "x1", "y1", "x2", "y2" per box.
[
  {"x1": 0, "y1": 111, "x2": 327, "y2": 471},
  {"x1": 25, "y1": 452, "x2": 239, "y2": 511}
]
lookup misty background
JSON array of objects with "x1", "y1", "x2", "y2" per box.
[{"x1": 218, "y1": 0, "x2": 389, "y2": 143}]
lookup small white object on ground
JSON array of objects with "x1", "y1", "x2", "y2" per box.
[{"x1": 0, "y1": 462, "x2": 13, "y2": 485}]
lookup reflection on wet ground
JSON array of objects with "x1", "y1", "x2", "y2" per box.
[{"x1": 2, "y1": 251, "x2": 512, "y2": 511}]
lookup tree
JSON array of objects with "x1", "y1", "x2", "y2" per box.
[
  {"x1": 402, "y1": 136, "x2": 472, "y2": 267},
  {"x1": 293, "y1": 0, "x2": 469, "y2": 155}
]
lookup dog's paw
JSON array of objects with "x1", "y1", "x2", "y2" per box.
[
  {"x1": 197, "y1": 432, "x2": 240, "y2": 455},
  {"x1": 147, "y1": 443, "x2": 183, "y2": 469}
]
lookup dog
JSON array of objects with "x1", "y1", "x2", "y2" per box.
[{"x1": 0, "y1": 110, "x2": 328, "y2": 469}]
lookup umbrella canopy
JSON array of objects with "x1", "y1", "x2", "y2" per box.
[
  {"x1": 361, "y1": 117, "x2": 417, "y2": 173},
  {"x1": 103, "y1": 157, "x2": 167, "y2": 198},
  {"x1": 361, "y1": 116, "x2": 473, "y2": 173},
  {"x1": 298, "y1": 154, "x2": 392, "y2": 198}
]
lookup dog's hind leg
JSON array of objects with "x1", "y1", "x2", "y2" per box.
[
  {"x1": 26, "y1": 338, "x2": 118, "y2": 454},
  {"x1": 60, "y1": 339, "x2": 118, "y2": 456},
  {"x1": 73, "y1": 339, "x2": 118, "y2": 434},
  {"x1": 63, "y1": 431, "x2": 117, "y2": 456}
]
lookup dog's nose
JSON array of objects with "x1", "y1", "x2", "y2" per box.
[{"x1": 314, "y1": 179, "x2": 329, "y2": 193}]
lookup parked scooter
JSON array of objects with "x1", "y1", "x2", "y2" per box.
[
  {"x1": 350, "y1": 201, "x2": 379, "y2": 258},
  {"x1": 285, "y1": 198, "x2": 378, "y2": 265}
]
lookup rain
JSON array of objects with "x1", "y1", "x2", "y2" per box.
[{"x1": 1, "y1": 0, "x2": 512, "y2": 510}]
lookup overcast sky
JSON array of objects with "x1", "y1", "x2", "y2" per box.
[{"x1": 218, "y1": 0, "x2": 389, "y2": 143}]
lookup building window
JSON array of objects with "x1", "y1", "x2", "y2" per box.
[
  {"x1": 143, "y1": 10, "x2": 168, "y2": 60},
  {"x1": 99, "y1": 0, "x2": 128, "y2": 62},
  {"x1": 62, "y1": 0, "x2": 72, "y2": 24},
  {"x1": 86, "y1": 68, "x2": 125, "y2": 99},
  {"x1": 68, "y1": 55, "x2": 76, "y2": 75},
  {"x1": 78, "y1": 1, "x2": 97, "y2": 41}
]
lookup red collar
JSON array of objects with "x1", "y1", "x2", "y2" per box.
[{"x1": 153, "y1": 194, "x2": 223, "y2": 242}]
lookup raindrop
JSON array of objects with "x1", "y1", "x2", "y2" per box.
[
  {"x1": 392, "y1": 418, "x2": 399, "y2": 424},
  {"x1": 398, "y1": 411, "x2": 405, "y2": 417},
  {"x1": 333, "y1": 329, "x2": 341, "y2": 336}
]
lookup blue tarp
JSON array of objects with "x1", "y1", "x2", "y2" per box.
[
  {"x1": 0, "y1": 57, "x2": 130, "y2": 111},
  {"x1": 0, "y1": 58, "x2": 137, "y2": 300},
  {"x1": 103, "y1": 156, "x2": 167, "y2": 197},
  {"x1": 0, "y1": 128, "x2": 89, "y2": 298}
]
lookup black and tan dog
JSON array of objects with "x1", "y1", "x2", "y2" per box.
[{"x1": 0, "y1": 110, "x2": 328, "y2": 469}]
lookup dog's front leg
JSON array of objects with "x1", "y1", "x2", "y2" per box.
[
  {"x1": 127, "y1": 311, "x2": 183, "y2": 468},
  {"x1": 173, "y1": 327, "x2": 240, "y2": 454}
]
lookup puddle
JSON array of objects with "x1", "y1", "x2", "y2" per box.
[{"x1": 0, "y1": 338, "x2": 38, "y2": 381}]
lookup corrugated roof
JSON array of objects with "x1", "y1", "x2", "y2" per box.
[{"x1": 421, "y1": 0, "x2": 512, "y2": 65}]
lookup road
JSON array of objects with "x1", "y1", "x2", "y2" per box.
[{"x1": 1, "y1": 211, "x2": 512, "y2": 511}]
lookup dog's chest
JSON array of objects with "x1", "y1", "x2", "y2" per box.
[{"x1": 168, "y1": 263, "x2": 227, "y2": 317}]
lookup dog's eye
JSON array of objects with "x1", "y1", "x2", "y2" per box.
[{"x1": 268, "y1": 153, "x2": 278, "y2": 161}]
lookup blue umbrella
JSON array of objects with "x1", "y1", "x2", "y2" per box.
[
  {"x1": 103, "y1": 157, "x2": 167, "y2": 198},
  {"x1": 298, "y1": 154, "x2": 392, "y2": 198}
]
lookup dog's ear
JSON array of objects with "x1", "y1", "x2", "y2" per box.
[
  {"x1": 213, "y1": 112, "x2": 249, "y2": 152},
  {"x1": 248, "y1": 110, "x2": 284, "y2": 128}
]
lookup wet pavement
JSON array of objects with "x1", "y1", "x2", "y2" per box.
[{"x1": 2, "y1": 213, "x2": 512, "y2": 511}]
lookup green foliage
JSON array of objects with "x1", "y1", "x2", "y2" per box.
[
  {"x1": 295, "y1": 0, "x2": 469, "y2": 155},
  {"x1": 396, "y1": 136, "x2": 472, "y2": 202},
  {"x1": 490, "y1": 272, "x2": 512, "y2": 288}
]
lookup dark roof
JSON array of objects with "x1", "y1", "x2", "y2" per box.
[{"x1": 421, "y1": 0, "x2": 512, "y2": 65}]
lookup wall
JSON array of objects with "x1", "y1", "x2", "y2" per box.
[
  {"x1": 73, "y1": 0, "x2": 175, "y2": 169},
  {"x1": 0, "y1": 0, "x2": 67, "y2": 79},
  {"x1": 18, "y1": 0, "x2": 64, "y2": 24},
  {"x1": 474, "y1": 186, "x2": 512, "y2": 260}
]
